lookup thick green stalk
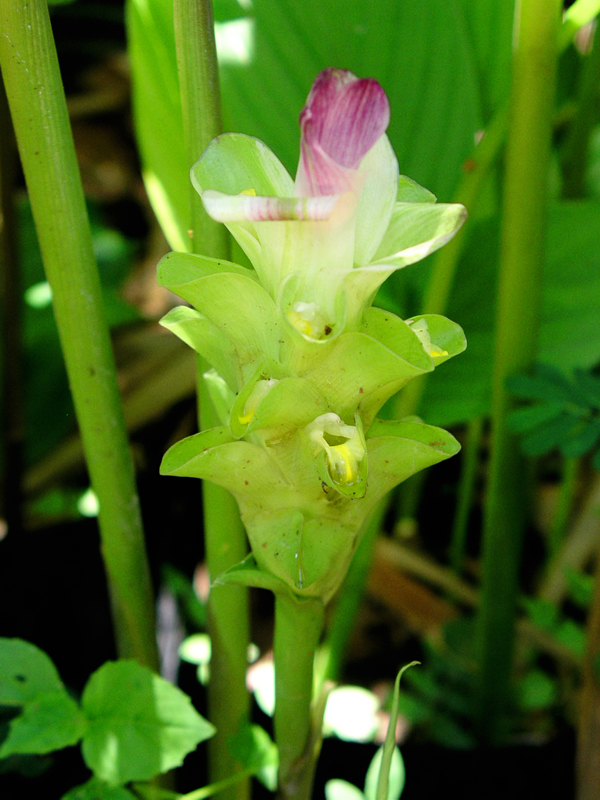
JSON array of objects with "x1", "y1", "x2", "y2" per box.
[
  {"x1": 172, "y1": 1, "x2": 250, "y2": 794},
  {"x1": 0, "y1": 0, "x2": 158, "y2": 669},
  {"x1": 475, "y1": 0, "x2": 560, "y2": 743},
  {"x1": 0, "y1": 72, "x2": 23, "y2": 535},
  {"x1": 274, "y1": 594, "x2": 325, "y2": 800}
]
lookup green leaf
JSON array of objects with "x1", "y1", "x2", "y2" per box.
[
  {"x1": 229, "y1": 724, "x2": 278, "y2": 791},
  {"x1": 0, "y1": 691, "x2": 86, "y2": 758},
  {"x1": 566, "y1": 567, "x2": 594, "y2": 609},
  {"x1": 81, "y1": 661, "x2": 215, "y2": 785},
  {"x1": 516, "y1": 670, "x2": 557, "y2": 712},
  {"x1": 520, "y1": 413, "x2": 577, "y2": 456},
  {"x1": 419, "y1": 204, "x2": 600, "y2": 426},
  {"x1": 0, "y1": 638, "x2": 64, "y2": 706},
  {"x1": 560, "y1": 418, "x2": 600, "y2": 458},
  {"x1": 573, "y1": 368, "x2": 600, "y2": 411},
  {"x1": 554, "y1": 620, "x2": 586, "y2": 659},
  {"x1": 62, "y1": 777, "x2": 137, "y2": 800},
  {"x1": 368, "y1": 663, "x2": 416, "y2": 800},
  {"x1": 508, "y1": 402, "x2": 565, "y2": 434},
  {"x1": 522, "y1": 597, "x2": 559, "y2": 631}
]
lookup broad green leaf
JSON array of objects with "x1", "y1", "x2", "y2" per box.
[
  {"x1": 419, "y1": 204, "x2": 600, "y2": 426},
  {"x1": 229, "y1": 724, "x2": 278, "y2": 791},
  {"x1": 126, "y1": 0, "x2": 188, "y2": 251},
  {"x1": 573, "y1": 368, "x2": 600, "y2": 411},
  {"x1": 458, "y1": 0, "x2": 515, "y2": 117},
  {"x1": 0, "y1": 691, "x2": 86, "y2": 758},
  {"x1": 326, "y1": 780, "x2": 365, "y2": 800},
  {"x1": 0, "y1": 638, "x2": 64, "y2": 706},
  {"x1": 62, "y1": 778, "x2": 137, "y2": 800},
  {"x1": 81, "y1": 661, "x2": 215, "y2": 785}
]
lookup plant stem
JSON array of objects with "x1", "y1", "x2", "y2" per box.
[
  {"x1": 549, "y1": 456, "x2": 579, "y2": 557},
  {"x1": 274, "y1": 593, "x2": 325, "y2": 800},
  {"x1": 475, "y1": 0, "x2": 561, "y2": 743},
  {"x1": 0, "y1": 71, "x2": 23, "y2": 535},
  {"x1": 172, "y1": 2, "x2": 250, "y2": 795},
  {"x1": 0, "y1": 0, "x2": 158, "y2": 669}
]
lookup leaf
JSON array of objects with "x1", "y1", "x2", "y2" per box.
[
  {"x1": 367, "y1": 663, "x2": 416, "y2": 800},
  {"x1": 507, "y1": 402, "x2": 564, "y2": 434},
  {"x1": 560, "y1": 418, "x2": 600, "y2": 458},
  {"x1": 516, "y1": 670, "x2": 557, "y2": 712},
  {"x1": 0, "y1": 638, "x2": 65, "y2": 706},
  {"x1": 520, "y1": 413, "x2": 577, "y2": 456},
  {"x1": 229, "y1": 724, "x2": 278, "y2": 791},
  {"x1": 0, "y1": 691, "x2": 86, "y2": 758},
  {"x1": 418, "y1": 204, "x2": 600, "y2": 426},
  {"x1": 81, "y1": 661, "x2": 215, "y2": 785},
  {"x1": 62, "y1": 777, "x2": 137, "y2": 800}
]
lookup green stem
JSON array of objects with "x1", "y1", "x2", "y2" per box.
[
  {"x1": 274, "y1": 593, "x2": 325, "y2": 800},
  {"x1": 172, "y1": 2, "x2": 249, "y2": 794},
  {"x1": 0, "y1": 71, "x2": 23, "y2": 535},
  {"x1": 449, "y1": 417, "x2": 483, "y2": 576},
  {"x1": 0, "y1": 0, "x2": 158, "y2": 669},
  {"x1": 475, "y1": 0, "x2": 561, "y2": 743}
]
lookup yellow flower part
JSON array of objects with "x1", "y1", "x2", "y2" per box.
[
  {"x1": 306, "y1": 413, "x2": 365, "y2": 486},
  {"x1": 407, "y1": 318, "x2": 448, "y2": 358},
  {"x1": 238, "y1": 378, "x2": 278, "y2": 425}
]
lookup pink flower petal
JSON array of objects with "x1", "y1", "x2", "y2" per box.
[{"x1": 296, "y1": 69, "x2": 390, "y2": 197}]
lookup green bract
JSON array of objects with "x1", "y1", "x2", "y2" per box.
[{"x1": 159, "y1": 69, "x2": 466, "y2": 600}]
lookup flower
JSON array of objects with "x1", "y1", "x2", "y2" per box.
[
  {"x1": 191, "y1": 68, "x2": 466, "y2": 341},
  {"x1": 158, "y1": 69, "x2": 467, "y2": 599}
]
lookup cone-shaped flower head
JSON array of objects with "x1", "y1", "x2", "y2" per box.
[
  {"x1": 159, "y1": 69, "x2": 467, "y2": 600},
  {"x1": 192, "y1": 69, "x2": 466, "y2": 343}
]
